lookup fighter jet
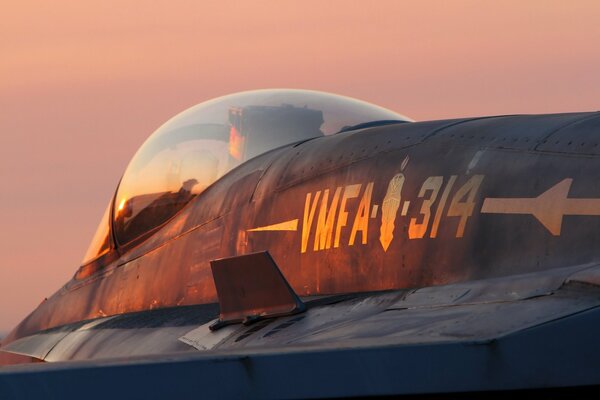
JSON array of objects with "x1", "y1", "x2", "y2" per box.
[{"x1": 0, "y1": 89, "x2": 598, "y2": 398}]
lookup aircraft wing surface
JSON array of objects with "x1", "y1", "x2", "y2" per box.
[{"x1": 1, "y1": 263, "x2": 599, "y2": 398}]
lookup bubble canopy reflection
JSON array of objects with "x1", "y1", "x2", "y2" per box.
[{"x1": 83, "y1": 89, "x2": 411, "y2": 262}]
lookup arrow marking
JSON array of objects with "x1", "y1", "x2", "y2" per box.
[
  {"x1": 248, "y1": 219, "x2": 299, "y2": 232},
  {"x1": 481, "y1": 178, "x2": 600, "y2": 235}
]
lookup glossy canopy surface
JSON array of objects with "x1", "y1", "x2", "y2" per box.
[{"x1": 83, "y1": 89, "x2": 410, "y2": 261}]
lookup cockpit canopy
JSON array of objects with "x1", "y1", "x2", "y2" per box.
[{"x1": 82, "y1": 89, "x2": 411, "y2": 265}]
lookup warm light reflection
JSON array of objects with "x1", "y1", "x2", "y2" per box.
[
  {"x1": 117, "y1": 198, "x2": 126, "y2": 213},
  {"x1": 229, "y1": 125, "x2": 245, "y2": 160},
  {"x1": 81, "y1": 200, "x2": 112, "y2": 264},
  {"x1": 113, "y1": 139, "x2": 232, "y2": 245}
]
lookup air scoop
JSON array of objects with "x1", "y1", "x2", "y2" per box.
[{"x1": 209, "y1": 251, "x2": 306, "y2": 330}]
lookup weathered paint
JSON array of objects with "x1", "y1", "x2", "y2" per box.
[{"x1": 4, "y1": 111, "x2": 600, "y2": 364}]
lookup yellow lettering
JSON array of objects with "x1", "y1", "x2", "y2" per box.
[
  {"x1": 314, "y1": 187, "x2": 342, "y2": 251},
  {"x1": 447, "y1": 175, "x2": 485, "y2": 237},
  {"x1": 334, "y1": 184, "x2": 361, "y2": 247},
  {"x1": 301, "y1": 191, "x2": 321, "y2": 253},
  {"x1": 349, "y1": 182, "x2": 374, "y2": 245},
  {"x1": 409, "y1": 176, "x2": 443, "y2": 239},
  {"x1": 430, "y1": 175, "x2": 457, "y2": 238}
]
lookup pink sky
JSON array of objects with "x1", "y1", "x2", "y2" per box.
[{"x1": 1, "y1": 0, "x2": 600, "y2": 332}]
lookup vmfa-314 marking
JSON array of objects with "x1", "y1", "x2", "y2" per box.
[{"x1": 249, "y1": 162, "x2": 487, "y2": 253}]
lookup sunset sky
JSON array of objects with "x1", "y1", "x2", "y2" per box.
[{"x1": 1, "y1": 0, "x2": 600, "y2": 332}]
